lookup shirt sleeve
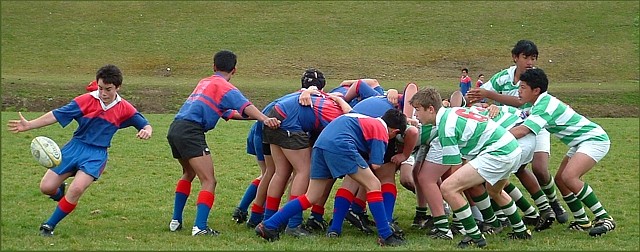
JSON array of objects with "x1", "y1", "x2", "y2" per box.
[
  {"x1": 438, "y1": 126, "x2": 462, "y2": 165},
  {"x1": 52, "y1": 100, "x2": 83, "y2": 128},
  {"x1": 220, "y1": 89, "x2": 252, "y2": 118},
  {"x1": 522, "y1": 105, "x2": 550, "y2": 135},
  {"x1": 120, "y1": 112, "x2": 150, "y2": 130}
]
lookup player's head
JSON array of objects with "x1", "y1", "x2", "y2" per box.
[
  {"x1": 301, "y1": 68, "x2": 326, "y2": 90},
  {"x1": 519, "y1": 68, "x2": 549, "y2": 93},
  {"x1": 213, "y1": 50, "x2": 237, "y2": 73},
  {"x1": 96, "y1": 64, "x2": 123, "y2": 88},
  {"x1": 96, "y1": 64, "x2": 123, "y2": 104},
  {"x1": 381, "y1": 108, "x2": 407, "y2": 138},
  {"x1": 478, "y1": 73, "x2": 484, "y2": 79},
  {"x1": 512, "y1": 40, "x2": 538, "y2": 58},
  {"x1": 462, "y1": 68, "x2": 469, "y2": 75},
  {"x1": 409, "y1": 87, "x2": 443, "y2": 125}
]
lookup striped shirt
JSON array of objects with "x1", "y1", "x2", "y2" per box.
[
  {"x1": 480, "y1": 66, "x2": 532, "y2": 110},
  {"x1": 469, "y1": 105, "x2": 527, "y2": 130},
  {"x1": 523, "y1": 92, "x2": 609, "y2": 147},
  {"x1": 435, "y1": 107, "x2": 520, "y2": 165}
]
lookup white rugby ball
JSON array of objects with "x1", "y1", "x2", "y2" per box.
[{"x1": 31, "y1": 136, "x2": 62, "y2": 168}]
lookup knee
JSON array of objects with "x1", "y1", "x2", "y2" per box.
[
  {"x1": 39, "y1": 183, "x2": 57, "y2": 195},
  {"x1": 439, "y1": 181, "x2": 456, "y2": 199},
  {"x1": 400, "y1": 179, "x2": 415, "y2": 193}
]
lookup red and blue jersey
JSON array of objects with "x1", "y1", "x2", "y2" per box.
[
  {"x1": 351, "y1": 96, "x2": 404, "y2": 118},
  {"x1": 174, "y1": 74, "x2": 252, "y2": 131},
  {"x1": 314, "y1": 113, "x2": 389, "y2": 166},
  {"x1": 273, "y1": 93, "x2": 344, "y2": 132},
  {"x1": 52, "y1": 91, "x2": 149, "y2": 148},
  {"x1": 329, "y1": 79, "x2": 384, "y2": 107}
]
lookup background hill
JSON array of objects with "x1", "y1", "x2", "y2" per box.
[{"x1": 2, "y1": 1, "x2": 638, "y2": 117}]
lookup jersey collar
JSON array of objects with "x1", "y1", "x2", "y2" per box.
[{"x1": 89, "y1": 90, "x2": 122, "y2": 111}]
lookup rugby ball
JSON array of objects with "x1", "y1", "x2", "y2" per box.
[{"x1": 30, "y1": 136, "x2": 62, "y2": 168}]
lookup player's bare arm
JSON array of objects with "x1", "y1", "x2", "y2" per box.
[
  {"x1": 7, "y1": 111, "x2": 57, "y2": 133},
  {"x1": 136, "y1": 124, "x2": 153, "y2": 139},
  {"x1": 509, "y1": 124, "x2": 531, "y2": 139}
]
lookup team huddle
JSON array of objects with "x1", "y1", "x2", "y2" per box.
[{"x1": 6, "y1": 40, "x2": 615, "y2": 248}]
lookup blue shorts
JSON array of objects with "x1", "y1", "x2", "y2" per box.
[
  {"x1": 246, "y1": 122, "x2": 267, "y2": 161},
  {"x1": 310, "y1": 147, "x2": 369, "y2": 179},
  {"x1": 51, "y1": 138, "x2": 108, "y2": 180}
]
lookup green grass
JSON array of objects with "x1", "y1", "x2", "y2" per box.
[{"x1": 1, "y1": 113, "x2": 638, "y2": 250}]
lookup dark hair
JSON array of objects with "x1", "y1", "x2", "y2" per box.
[
  {"x1": 213, "y1": 50, "x2": 237, "y2": 73},
  {"x1": 511, "y1": 40, "x2": 538, "y2": 58},
  {"x1": 381, "y1": 109, "x2": 407, "y2": 135},
  {"x1": 96, "y1": 64, "x2": 123, "y2": 88},
  {"x1": 478, "y1": 74, "x2": 484, "y2": 78},
  {"x1": 519, "y1": 68, "x2": 549, "y2": 93},
  {"x1": 301, "y1": 68, "x2": 326, "y2": 90},
  {"x1": 462, "y1": 68, "x2": 469, "y2": 73}
]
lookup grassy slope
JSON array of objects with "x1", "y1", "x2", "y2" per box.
[{"x1": 2, "y1": 2, "x2": 639, "y2": 117}]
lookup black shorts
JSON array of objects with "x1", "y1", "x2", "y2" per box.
[
  {"x1": 262, "y1": 108, "x2": 310, "y2": 150},
  {"x1": 167, "y1": 119, "x2": 211, "y2": 159},
  {"x1": 383, "y1": 139, "x2": 399, "y2": 163}
]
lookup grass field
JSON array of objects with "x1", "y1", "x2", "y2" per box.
[{"x1": 1, "y1": 1, "x2": 639, "y2": 251}]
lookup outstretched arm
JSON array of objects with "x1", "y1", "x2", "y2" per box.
[
  {"x1": 243, "y1": 105, "x2": 281, "y2": 128},
  {"x1": 136, "y1": 124, "x2": 153, "y2": 139},
  {"x1": 7, "y1": 111, "x2": 57, "y2": 133},
  {"x1": 467, "y1": 88, "x2": 526, "y2": 107},
  {"x1": 328, "y1": 93, "x2": 353, "y2": 114}
]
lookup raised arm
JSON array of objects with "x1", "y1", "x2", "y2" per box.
[{"x1": 7, "y1": 111, "x2": 57, "y2": 133}]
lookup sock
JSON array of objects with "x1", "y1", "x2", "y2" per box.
[
  {"x1": 49, "y1": 184, "x2": 65, "y2": 202},
  {"x1": 311, "y1": 204, "x2": 325, "y2": 221},
  {"x1": 563, "y1": 193, "x2": 589, "y2": 223},
  {"x1": 453, "y1": 203, "x2": 481, "y2": 239},
  {"x1": 45, "y1": 196, "x2": 76, "y2": 227},
  {"x1": 367, "y1": 190, "x2": 392, "y2": 239},
  {"x1": 172, "y1": 179, "x2": 191, "y2": 222},
  {"x1": 433, "y1": 214, "x2": 450, "y2": 232},
  {"x1": 531, "y1": 190, "x2": 551, "y2": 211},
  {"x1": 194, "y1": 190, "x2": 214, "y2": 229},
  {"x1": 577, "y1": 183, "x2": 610, "y2": 220},
  {"x1": 501, "y1": 200, "x2": 526, "y2": 233},
  {"x1": 381, "y1": 183, "x2": 397, "y2": 222},
  {"x1": 264, "y1": 195, "x2": 312, "y2": 230},
  {"x1": 249, "y1": 203, "x2": 264, "y2": 224},
  {"x1": 287, "y1": 195, "x2": 304, "y2": 228},
  {"x1": 471, "y1": 191, "x2": 499, "y2": 227},
  {"x1": 415, "y1": 206, "x2": 429, "y2": 217},
  {"x1": 504, "y1": 183, "x2": 538, "y2": 218},
  {"x1": 491, "y1": 198, "x2": 507, "y2": 221},
  {"x1": 470, "y1": 205, "x2": 484, "y2": 222},
  {"x1": 541, "y1": 177, "x2": 559, "y2": 203},
  {"x1": 238, "y1": 179, "x2": 260, "y2": 211},
  {"x1": 264, "y1": 196, "x2": 281, "y2": 221},
  {"x1": 328, "y1": 188, "x2": 355, "y2": 234},
  {"x1": 352, "y1": 197, "x2": 366, "y2": 214}
]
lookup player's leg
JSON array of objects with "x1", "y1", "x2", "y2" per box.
[
  {"x1": 281, "y1": 147, "x2": 312, "y2": 236},
  {"x1": 303, "y1": 178, "x2": 333, "y2": 232},
  {"x1": 248, "y1": 153, "x2": 274, "y2": 227},
  {"x1": 187, "y1": 154, "x2": 220, "y2": 236},
  {"x1": 233, "y1": 124, "x2": 265, "y2": 224},
  {"x1": 349, "y1": 165, "x2": 405, "y2": 246},
  {"x1": 561, "y1": 142, "x2": 614, "y2": 236},
  {"x1": 263, "y1": 145, "x2": 293, "y2": 222},
  {"x1": 327, "y1": 176, "x2": 360, "y2": 236},
  {"x1": 532, "y1": 130, "x2": 569, "y2": 223},
  {"x1": 466, "y1": 184, "x2": 503, "y2": 235},
  {"x1": 439, "y1": 164, "x2": 487, "y2": 248},
  {"x1": 485, "y1": 180, "x2": 531, "y2": 240},
  {"x1": 40, "y1": 170, "x2": 94, "y2": 237},
  {"x1": 40, "y1": 170, "x2": 73, "y2": 202}
]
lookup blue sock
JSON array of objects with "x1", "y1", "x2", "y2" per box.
[
  {"x1": 328, "y1": 188, "x2": 354, "y2": 233},
  {"x1": 367, "y1": 190, "x2": 392, "y2": 239},
  {"x1": 194, "y1": 191, "x2": 213, "y2": 229},
  {"x1": 172, "y1": 179, "x2": 191, "y2": 222},
  {"x1": 264, "y1": 196, "x2": 312, "y2": 230},
  {"x1": 381, "y1": 183, "x2": 397, "y2": 222},
  {"x1": 238, "y1": 179, "x2": 260, "y2": 211},
  {"x1": 45, "y1": 197, "x2": 76, "y2": 227}
]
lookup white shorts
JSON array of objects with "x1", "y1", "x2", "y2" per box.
[
  {"x1": 534, "y1": 129, "x2": 551, "y2": 154},
  {"x1": 401, "y1": 153, "x2": 415, "y2": 166},
  {"x1": 517, "y1": 133, "x2": 536, "y2": 166},
  {"x1": 566, "y1": 140, "x2": 610, "y2": 162},
  {"x1": 468, "y1": 149, "x2": 522, "y2": 186}
]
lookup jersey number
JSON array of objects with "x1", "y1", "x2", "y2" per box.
[{"x1": 455, "y1": 108, "x2": 488, "y2": 122}]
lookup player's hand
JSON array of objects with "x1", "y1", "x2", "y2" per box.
[
  {"x1": 407, "y1": 118, "x2": 420, "y2": 127},
  {"x1": 7, "y1": 112, "x2": 30, "y2": 133},
  {"x1": 386, "y1": 89, "x2": 399, "y2": 106},
  {"x1": 466, "y1": 88, "x2": 485, "y2": 102},
  {"x1": 136, "y1": 129, "x2": 152, "y2": 139},
  {"x1": 263, "y1": 117, "x2": 281, "y2": 129},
  {"x1": 487, "y1": 104, "x2": 500, "y2": 118},
  {"x1": 390, "y1": 153, "x2": 408, "y2": 166}
]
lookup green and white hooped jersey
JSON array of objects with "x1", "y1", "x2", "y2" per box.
[
  {"x1": 480, "y1": 66, "x2": 532, "y2": 111},
  {"x1": 420, "y1": 124, "x2": 438, "y2": 146},
  {"x1": 469, "y1": 105, "x2": 525, "y2": 130},
  {"x1": 435, "y1": 107, "x2": 520, "y2": 165},
  {"x1": 523, "y1": 92, "x2": 609, "y2": 147}
]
